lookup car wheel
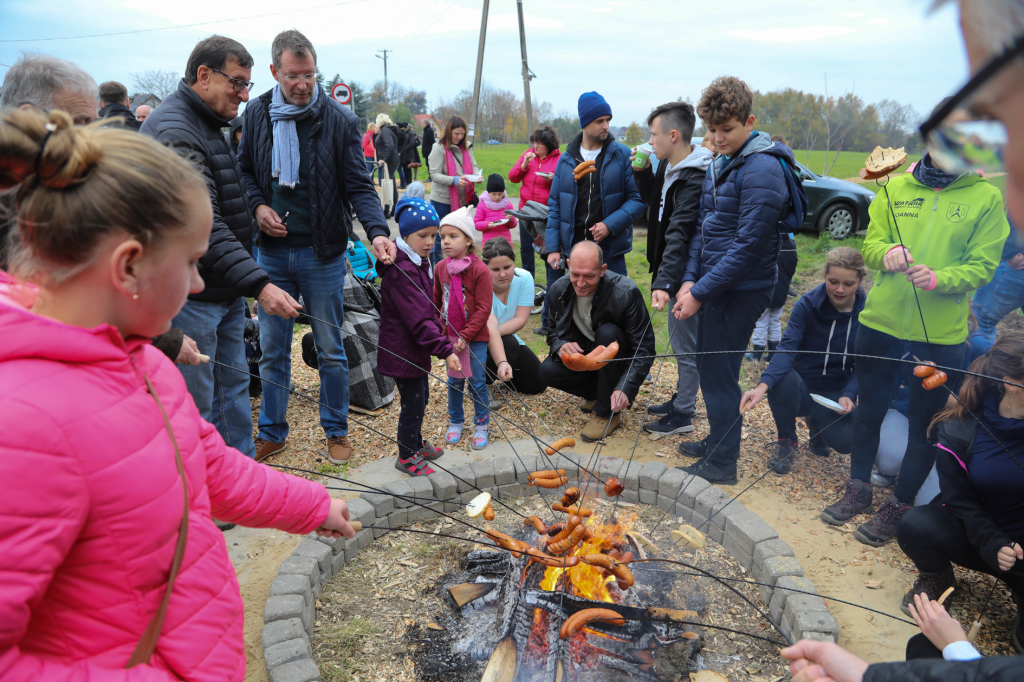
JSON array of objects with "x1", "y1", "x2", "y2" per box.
[
  {"x1": 818, "y1": 203, "x2": 856, "y2": 240},
  {"x1": 532, "y1": 285, "x2": 546, "y2": 315}
]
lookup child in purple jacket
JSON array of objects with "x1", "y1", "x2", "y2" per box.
[{"x1": 378, "y1": 196, "x2": 462, "y2": 475}]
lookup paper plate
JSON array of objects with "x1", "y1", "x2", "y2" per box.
[
  {"x1": 493, "y1": 218, "x2": 510, "y2": 225},
  {"x1": 810, "y1": 393, "x2": 844, "y2": 413},
  {"x1": 537, "y1": 172, "x2": 554, "y2": 179},
  {"x1": 464, "y1": 174, "x2": 484, "y2": 183}
]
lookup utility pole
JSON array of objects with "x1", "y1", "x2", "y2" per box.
[
  {"x1": 375, "y1": 49, "x2": 391, "y2": 95},
  {"x1": 516, "y1": 0, "x2": 535, "y2": 135},
  {"x1": 467, "y1": 0, "x2": 489, "y2": 147}
]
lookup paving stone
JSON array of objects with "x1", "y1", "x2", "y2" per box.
[
  {"x1": 448, "y1": 464, "x2": 476, "y2": 493},
  {"x1": 512, "y1": 454, "x2": 537, "y2": 484},
  {"x1": 757, "y1": 556, "x2": 805, "y2": 604},
  {"x1": 269, "y1": 658, "x2": 320, "y2": 682},
  {"x1": 264, "y1": 594, "x2": 305, "y2": 625},
  {"x1": 269, "y1": 574, "x2": 312, "y2": 606},
  {"x1": 799, "y1": 631, "x2": 837, "y2": 644},
  {"x1": 406, "y1": 476, "x2": 435, "y2": 502},
  {"x1": 292, "y1": 539, "x2": 331, "y2": 576},
  {"x1": 657, "y1": 468, "x2": 686, "y2": 500},
  {"x1": 384, "y1": 479, "x2": 414, "y2": 508},
  {"x1": 676, "y1": 475, "x2": 711, "y2": 510},
  {"x1": 344, "y1": 535, "x2": 361, "y2": 563},
  {"x1": 553, "y1": 453, "x2": 581, "y2": 478},
  {"x1": 443, "y1": 500, "x2": 461, "y2": 512},
  {"x1": 638, "y1": 461, "x2": 668, "y2": 490},
  {"x1": 598, "y1": 456, "x2": 625, "y2": 482},
  {"x1": 302, "y1": 598, "x2": 315, "y2": 635},
  {"x1": 264, "y1": 637, "x2": 310, "y2": 671},
  {"x1": 277, "y1": 556, "x2": 319, "y2": 588},
  {"x1": 460, "y1": 490, "x2": 478, "y2": 503},
  {"x1": 753, "y1": 539, "x2": 796, "y2": 577},
  {"x1": 639, "y1": 488, "x2": 658, "y2": 505},
  {"x1": 355, "y1": 528, "x2": 372, "y2": 551},
  {"x1": 769, "y1": 576, "x2": 817, "y2": 624},
  {"x1": 621, "y1": 462, "x2": 641, "y2": 490},
  {"x1": 470, "y1": 460, "x2": 495, "y2": 489},
  {"x1": 497, "y1": 483, "x2": 528, "y2": 500},
  {"x1": 310, "y1": 532, "x2": 342, "y2": 556},
  {"x1": 408, "y1": 500, "x2": 442, "y2": 523},
  {"x1": 657, "y1": 493, "x2": 680, "y2": 512},
  {"x1": 360, "y1": 492, "x2": 393, "y2": 518},
  {"x1": 331, "y1": 549, "x2": 346, "y2": 575},
  {"x1": 791, "y1": 609, "x2": 840, "y2": 640},
  {"x1": 783, "y1": 594, "x2": 830, "y2": 633},
  {"x1": 724, "y1": 511, "x2": 779, "y2": 559},
  {"x1": 386, "y1": 509, "x2": 409, "y2": 530},
  {"x1": 492, "y1": 457, "x2": 516, "y2": 486},
  {"x1": 689, "y1": 512, "x2": 724, "y2": 544},
  {"x1": 346, "y1": 497, "x2": 376, "y2": 529},
  {"x1": 262, "y1": 618, "x2": 307, "y2": 650},
  {"x1": 618, "y1": 488, "x2": 640, "y2": 504},
  {"x1": 694, "y1": 487, "x2": 731, "y2": 521},
  {"x1": 427, "y1": 471, "x2": 458, "y2": 501}
]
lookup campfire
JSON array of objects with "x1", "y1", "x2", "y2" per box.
[{"x1": 443, "y1": 482, "x2": 707, "y2": 681}]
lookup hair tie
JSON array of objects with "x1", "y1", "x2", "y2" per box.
[{"x1": 34, "y1": 122, "x2": 57, "y2": 179}]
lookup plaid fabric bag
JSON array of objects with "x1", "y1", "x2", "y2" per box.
[{"x1": 300, "y1": 265, "x2": 395, "y2": 411}]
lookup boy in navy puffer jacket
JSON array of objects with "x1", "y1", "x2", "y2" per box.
[{"x1": 673, "y1": 76, "x2": 807, "y2": 484}]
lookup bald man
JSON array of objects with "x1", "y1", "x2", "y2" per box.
[
  {"x1": 539, "y1": 241, "x2": 655, "y2": 441},
  {"x1": 135, "y1": 104, "x2": 152, "y2": 122}
]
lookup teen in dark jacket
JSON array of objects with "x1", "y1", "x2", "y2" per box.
[
  {"x1": 741, "y1": 248, "x2": 868, "y2": 474},
  {"x1": 896, "y1": 334, "x2": 1024, "y2": 651},
  {"x1": 421, "y1": 121, "x2": 435, "y2": 163}
]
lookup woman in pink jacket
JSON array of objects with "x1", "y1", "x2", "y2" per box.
[
  {"x1": 0, "y1": 109, "x2": 355, "y2": 682},
  {"x1": 507, "y1": 125, "x2": 561, "y2": 277}
]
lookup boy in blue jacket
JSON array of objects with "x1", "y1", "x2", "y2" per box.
[{"x1": 673, "y1": 76, "x2": 806, "y2": 484}]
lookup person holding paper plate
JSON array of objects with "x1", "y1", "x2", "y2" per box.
[
  {"x1": 739, "y1": 247, "x2": 868, "y2": 475},
  {"x1": 474, "y1": 174, "x2": 518, "y2": 245},
  {"x1": 428, "y1": 114, "x2": 482, "y2": 264}
]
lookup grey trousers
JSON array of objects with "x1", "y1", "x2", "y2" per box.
[{"x1": 668, "y1": 308, "x2": 700, "y2": 416}]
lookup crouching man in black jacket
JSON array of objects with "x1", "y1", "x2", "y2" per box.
[{"x1": 538, "y1": 241, "x2": 655, "y2": 441}]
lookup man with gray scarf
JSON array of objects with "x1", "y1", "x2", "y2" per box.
[{"x1": 238, "y1": 30, "x2": 391, "y2": 464}]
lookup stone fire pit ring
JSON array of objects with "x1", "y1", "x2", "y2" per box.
[{"x1": 259, "y1": 454, "x2": 838, "y2": 682}]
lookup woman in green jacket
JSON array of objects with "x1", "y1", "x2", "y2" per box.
[{"x1": 820, "y1": 153, "x2": 1009, "y2": 547}]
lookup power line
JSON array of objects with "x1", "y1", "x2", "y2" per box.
[{"x1": 0, "y1": 0, "x2": 370, "y2": 43}]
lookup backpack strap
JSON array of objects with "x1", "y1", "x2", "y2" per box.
[{"x1": 127, "y1": 375, "x2": 190, "y2": 668}]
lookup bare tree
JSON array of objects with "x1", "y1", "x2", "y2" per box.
[
  {"x1": 819, "y1": 78, "x2": 861, "y2": 176},
  {"x1": 877, "y1": 99, "x2": 920, "y2": 149},
  {"x1": 129, "y1": 70, "x2": 179, "y2": 101}
]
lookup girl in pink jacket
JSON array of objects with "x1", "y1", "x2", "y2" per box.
[
  {"x1": 0, "y1": 109, "x2": 355, "y2": 682},
  {"x1": 474, "y1": 174, "x2": 517, "y2": 245}
]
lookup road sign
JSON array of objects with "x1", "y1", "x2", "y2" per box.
[{"x1": 331, "y1": 82, "x2": 352, "y2": 106}]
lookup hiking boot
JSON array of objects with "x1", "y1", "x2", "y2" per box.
[
  {"x1": 677, "y1": 437, "x2": 708, "y2": 459},
  {"x1": 808, "y1": 437, "x2": 831, "y2": 458},
  {"x1": 900, "y1": 567, "x2": 957, "y2": 617},
  {"x1": 769, "y1": 438, "x2": 799, "y2": 475},
  {"x1": 820, "y1": 478, "x2": 873, "y2": 526},
  {"x1": 648, "y1": 392, "x2": 678, "y2": 416},
  {"x1": 327, "y1": 435, "x2": 353, "y2": 464},
  {"x1": 643, "y1": 409, "x2": 695, "y2": 436},
  {"x1": 681, "y1": 459, "x2": 739, "y2": 486},
  {"x1": 580, "y1": 399, "x2": 597, "y2": 414},
  {"x1": 255, "y1": 437, "x2": 287, "y2": 462},
  {"x1": 745, "y1": 344, "x2": 766, "y2": 362},
  {"x1": 854, "y1": 494, "x2": 912, "y2": 546},
  {"x1": 581, "y1": 413, "x2": 621, "y2": 442}
]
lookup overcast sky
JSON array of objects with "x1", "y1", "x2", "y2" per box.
[{"x1": 1, "y1": 0, "x2": 968, "y2": 126}]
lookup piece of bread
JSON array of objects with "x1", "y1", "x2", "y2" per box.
[{"x1": 861, "y1": 146, "x2": 908, "y2": 179}]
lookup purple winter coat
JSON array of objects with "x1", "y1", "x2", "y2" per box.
[{"x1": 377, "y1": 247, "x2": 454, "y2": 378}]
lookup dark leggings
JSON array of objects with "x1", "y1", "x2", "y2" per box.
[
  {"x1": 849, "y1": 325, "x2": 965, "y2": 502},
  {"x1": 394, "y1": 374, "x2": 429, "y2": 460},
  {"x1": 485, "y1": 334, "x2": 547, "y2": 395},
  {"x1": 766, "y1": 369, "x2": 854, "y2": 453},
  {"x1": 897, "y1": 501, "x2": 1024, "y2": 594}
]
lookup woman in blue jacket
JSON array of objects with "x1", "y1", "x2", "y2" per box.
[{"x1": 740, "y1": 247, "x2": 867, "y2": 474}]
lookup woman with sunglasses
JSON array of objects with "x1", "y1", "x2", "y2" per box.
[{"x1": 820, "y1": 102, "x2": 1009, "y2": 548}]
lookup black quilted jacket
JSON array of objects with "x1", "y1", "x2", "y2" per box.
[
  {"x1": 238, "y1": 87, "x2": 389, "y2": 260},
  {"x1": 864, "y1": 656, "x2": 1024, "y2": 681},
  {"x1": 141, "y1": 81, "x2": 270, "y2": 302}
]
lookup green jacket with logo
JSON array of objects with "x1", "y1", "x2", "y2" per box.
[{"x1": 859, "y1": 172, "x2": 1008, "y2": 344}]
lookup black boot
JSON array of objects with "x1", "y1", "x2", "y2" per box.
[
  {"x1": 765, "y1": 340, "x2": 780, "y2": 362},
  {"x1": 745, "y1": 344, "x2": 766, "y2": 362},
  {"x1": 769, "y1": 438, "x2": 798, "y2": 475}
]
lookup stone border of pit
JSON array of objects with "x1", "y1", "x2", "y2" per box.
[{"x1": 259, "y1": 454, "x2": 839, "y2": 682}]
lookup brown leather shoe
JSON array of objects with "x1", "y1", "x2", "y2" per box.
[
  {"x1": 328, "y1": 435, "x2": 353, "y2": 464},
  {"x1": 254, "y1": 437, "x2": 287, "y2": 462}
]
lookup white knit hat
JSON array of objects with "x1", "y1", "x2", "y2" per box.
[{"x1": 440, "y1": 206, "x2": 476, "y2": 242}]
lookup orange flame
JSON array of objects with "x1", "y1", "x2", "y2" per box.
[{"x1": 537, "y1": 508, "x2": 637, "y2": 603}]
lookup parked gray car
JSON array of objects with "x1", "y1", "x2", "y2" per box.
[{"x1": 794, "y1": 161, "x2": 876, "y2": 239}]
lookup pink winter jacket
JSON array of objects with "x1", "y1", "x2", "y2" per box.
[
  {"x1": 473, "y1": 194, "x2": 516, "y2": 245},
  {"x1": 0, "y1": 277, "x2": 331, "y2": 682},
  {"x1": 507, "y1": 148, "x2": 561, "y2": 209}
]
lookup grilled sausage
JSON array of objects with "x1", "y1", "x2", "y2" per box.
[
  {"x1": 559, "y1": 608, "x2": 626, "y2": 640},
  {"x1": 604, "y1": 478, "x2": 624, "y2": 497},
  {"x1": 545, "y1": 438, "x2": 576, "y2": 456},
  {"x1": 525, "y1": 516, "x2": 548, "y2": 535}
]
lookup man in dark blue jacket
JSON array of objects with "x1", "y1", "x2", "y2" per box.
[
  {"x1": 545, "y1": 91, "x2": 644, "y2": 278},
  {"x1": 237, "y1": 30, "x2": 391, "y2": 464},
  {"x1": 673, "y1": 76, "x2": 805, "y2": 484}
]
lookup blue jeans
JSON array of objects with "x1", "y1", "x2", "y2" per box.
[
  {"x1": 173, "y1": 297, "x2": 256, "y2": 458},
  {"x1": 430, "y1": 200, "x2": 452, "y2": 266},
  {"x1": 257, "y1": 245, "x2": 349, "y2": 443},
  {"x1": 447, "y1": 340, "x2": 489, "y2": 427},
  {"x1": 972, "y1": 260, "x2": 1024, "y2": 344}
]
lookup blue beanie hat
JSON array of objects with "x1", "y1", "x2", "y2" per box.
[
  {"x1": 578, "y1": 91, "x2": 612, "y2": 129},
  {"x1": 395, "y1": 196, "x2": 438, "y2": 237}
]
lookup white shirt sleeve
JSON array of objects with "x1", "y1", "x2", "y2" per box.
[{"x1": 942, "y1": 640, "x2": 982, "y2": 661}]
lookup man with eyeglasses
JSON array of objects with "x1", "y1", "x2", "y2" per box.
[
  {"x1": 238, "y1": 30, "x2": 391, "y2": 464},
  {"x1": 142, "y1": 35, "x2": 301, "y2": 460}
]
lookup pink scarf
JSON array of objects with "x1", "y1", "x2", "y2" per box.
[
  {"x1": 443, "y1": 256, "x2": 474, "y2": 378},
  {"x1": 481, "y1": 191, "x2": 511, "y2": 212},
  {"x1": 445, "y1": 145, "x2": 476, "y2": 208}
]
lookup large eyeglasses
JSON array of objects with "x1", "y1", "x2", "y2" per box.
[
  {"x1": 282, "y1": 73, "x2": 317, "y2": 83},
  {"x1": 919, "y1": 33, "x2": 1024, "y2": 174},
  {"x1": 210, "y1": 67, "x2": 255, "y2": 93}
]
